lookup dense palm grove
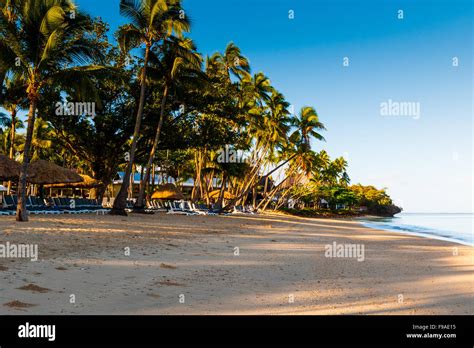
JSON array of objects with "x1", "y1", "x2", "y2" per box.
[{"x1": 0, "y1": 0, "x2": 401, "y2": 221}]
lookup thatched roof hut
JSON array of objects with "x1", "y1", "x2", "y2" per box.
[
  {"x1": 0, "y1": 155, "x2": 20, "y2": 181},
  {"x1": 151, "y1": 183, "x2": 184, "y2": 200},
  {"x1": 209, "y1": 189, "x2": 235, "y2": 200},
  {"x1": 27, "y1": 160, "x2": 83, "y2": 185},
  {"x1": 45, "y1": 174, "x2": 101, "y2": 189}
]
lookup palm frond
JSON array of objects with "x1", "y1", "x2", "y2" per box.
[
  {"x1": 120, "y1": 0, "x2": 147, "y2": 29},
  {"x1": 116, "y1": 24, "x2": 144, "y2": 52}
]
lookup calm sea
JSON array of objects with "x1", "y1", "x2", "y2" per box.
[{"x1": 359, "y1": 213, "x2": 473, "y2": 246}]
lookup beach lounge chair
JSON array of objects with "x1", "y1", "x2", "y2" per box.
[
  {"x1": 166, "y1": 201, "x2": 196, "y2": 215},
  {"x1": 0, "y1": 195, "x2": 67, "y2": 216},
  {"x1": 56, "y1": 198, "x2": 74, "y2": 214},
  {"x1": 189, "y1": 203, "x2": 218, "y2": 216},
  {"x1": 34, "y1": 197, "x2": 63, "y2": 215},
  {"x1": 24, "y1": 197, "x2": 39, "y2": 214},
  {"x1": 234, "y1": 205, "x2": 257, "y2": 214},
  {"x1": 232, "y1": 205, "x2": 246, "y2": 214},
  {"x1": 1, "y1": 195, "x2": 17, "y2": 215},
  {"x1": 29, "y1": 197, "x2": 62, "y2": 214},
  {"x1": 0, "y1": 205, "x2": 11, "y2": 215},
  {"x1": 76, "y1": 198, "x2": 97, "y2": 213},
  {"x1": 91, "y1": 199, "x2": 110, "y2": 214},
  {"x1": 52, "y1": 197, "x2": 66, "y2": 211},
  {"x1": 147, "y1": 200, "x2": 167, "y2": 212},
  {"x1": 124, "y1": 199, "x2": 135, "y2": 213},
  {"x1": 188, "y1": 202, "x2": 207, "y2": 215},
  {"x1": 55, "y1": 198, "x2": 86, "y2": 214},
  {"x1": 244, "y1": 205, "x2": 257, "y2": 214},
  {"x1": 0, "y1": 195, "x2": 15, "y2": 215},
  {"x1": 78, "y1": 198, "x2": 107, "y2": 214},
  {"x1": 40, "y1": 197, "x2": 63, "y2": 214}
]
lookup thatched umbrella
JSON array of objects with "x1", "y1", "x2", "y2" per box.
[
  {"x1": 45, "y1": 174, "x2": 101, "y2": 189},
  {"x1": 151, "y1": 183, "x2": 184, "y2": 200},
  {"x1": 209, "y1": 189, "x2": 235, "y2": 200},
  {"x1": 27, "y1": 160, "x2": 83, "y2": 185},
  {"x1": 0, "y1": 155, "x2": 20, "y2": 181}
]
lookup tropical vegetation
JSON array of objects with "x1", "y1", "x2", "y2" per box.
[{"x1": 0, "y1": 0, "x2": 401, "y2": 221}]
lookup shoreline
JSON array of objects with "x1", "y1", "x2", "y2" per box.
[
  {"x1": 357, "y1": 214, "x2": 473, "y2": 247},
  {"x1": 360, "y1": 221, "x2": 473, "y2": 247},
  {"x1": 274, "y1": 211, "x2": 473, "y2": 246},
  {"x1": 0, "y1": 213, "x2": 472, "y2": 315}
]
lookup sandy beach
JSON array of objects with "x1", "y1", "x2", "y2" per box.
[{"x1": 0, "y1": 213, "x2": 472, "y2": 315}]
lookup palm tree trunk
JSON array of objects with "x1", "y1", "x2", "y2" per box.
[
  {"x1": 192, "y1": 150, "x2": 201, "y2": 201},
  {"x1": 222, "y1": 144, "x2": 269, "y2": 211},
  {"x1": 259, "y1": 180, "x2": 284, "y2": 211},
  {"x1": 129, "y1": 163, "x2": 135, "y2": 199},
  {"x1": 216, "y1": 174, "x2": 227, "y2": 209},
  {"x1": 257, "y1": 170, "x2": 296, "y2": 210},
  {"x1": 9, "y1": 109, "x2": 16, "y2": 159},
  {"x1": 252, "y1": 186, "x2": 257, "y2": 208},
  {"x1": 262, "y1": 154, "x2": 296, "y2": 182},
  {"x1": 7, "y1": 109, "x2": 16, "y2": 195},
  {"x1": 151, "y1": 165, "x2": 155, "y2": 192},
  {"x1": 110, "y1": 45, "x2": 151, "y2": 215},
  {"x1": 134, "y1": 84, "x2": 169, "y2": 210},
  {"x1": 16, "y1": 97, "x2": 37, "y2": 222},
  {"x1": 274, "y1": 185, "x2": 297, "y2": 210}
]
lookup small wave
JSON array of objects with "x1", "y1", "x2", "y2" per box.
[{"x1": 360, "y1": 221, "x2": 473, "y2": 247}]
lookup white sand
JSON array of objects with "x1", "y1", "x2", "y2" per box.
[{"x1": 0, "y1": 213, "x2": 472, "y2": 314}]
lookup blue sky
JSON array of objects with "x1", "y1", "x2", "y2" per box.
[{"x1": 9, "y1": 0, "x2": 474, "y2": 212}]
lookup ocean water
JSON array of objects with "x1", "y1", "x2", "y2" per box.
[{"x1": 359, "y1": 213, "x2": 473, "y2": 246}]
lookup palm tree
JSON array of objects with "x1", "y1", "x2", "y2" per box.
[
  {"x1": 31, "y1": 118, "x2": 54, "y2": 161},
  {"x1": 0, "y1": 111, "x2": 24, "y2": 194},
  {"x1": 210, "y1": 42, "x2": 250, "y2": 82},
  {"x1": 251, "y1": 106, "x2": 325, "y2": 197},
  {"x1": 312, "y1": 150, "x2": 331, "y2": 183},
  {"x1": 0, "y1": 0, "x2": 104, "y2": 221},
  {"x1": 235, "y1": 88, "x2": 290, "y2": 204},
  {"x1": 0, "y1": 110, "x2": 8, "y2": 132},
  {"x1": 1, "y1": 76, "x2": 27, "y2": 160},
  {"x1": 271, "y1": 145, "x2": 318, "y2": 210},
  {"x1": 134, "y1": 36, "x2": 203, "y2": 209},
  {"x1": 290, "y1": 106, "x2": 325, "y2": 150},
  {"x1": 254, "y1": 107, "x2": 325, "y2": 210},
  {"x1": 111, "y1": 0, "x2": 190, "y2": 215}
]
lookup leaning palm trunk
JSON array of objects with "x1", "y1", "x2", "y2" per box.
[
  {"x1": 223, "y1": 163, "x2": 262, "y2": 210},
  {"x1": 135, "y1": 84, "x2": 169, "y2": 210},
  {"x1": 110, "y1": 45, "x2": 151, "y2": 215},
  {"x1": 258, "y1": 178, "x2": 287, "y2": 211},
  {"x1": 223, "y1": 144, "x2": 270, "y2": 210},
  {"x1": 203, "y1": 170, "x2": 211, "y2": 205},
  {"x1": 257, "y1": 167, "x2": 298, "y2": 210},
  {"x1": 237, "y1": 153, "x2": 298, "y2": 211},
  {"x1": 262, "y1": 154, "x2": 296, "y2": 181},
  {"x1": 16, "y1": 97, "x2": 37, "y2": 222},
  {"x1": 274, "y1": 184, "x2": 298, "y2": 210},
  {"x1": 273, "y1": 173, "x2": 304, "y2": 210},
  {"x1": 252, "y1": 186, "x2": 257, "y2": 208}
]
